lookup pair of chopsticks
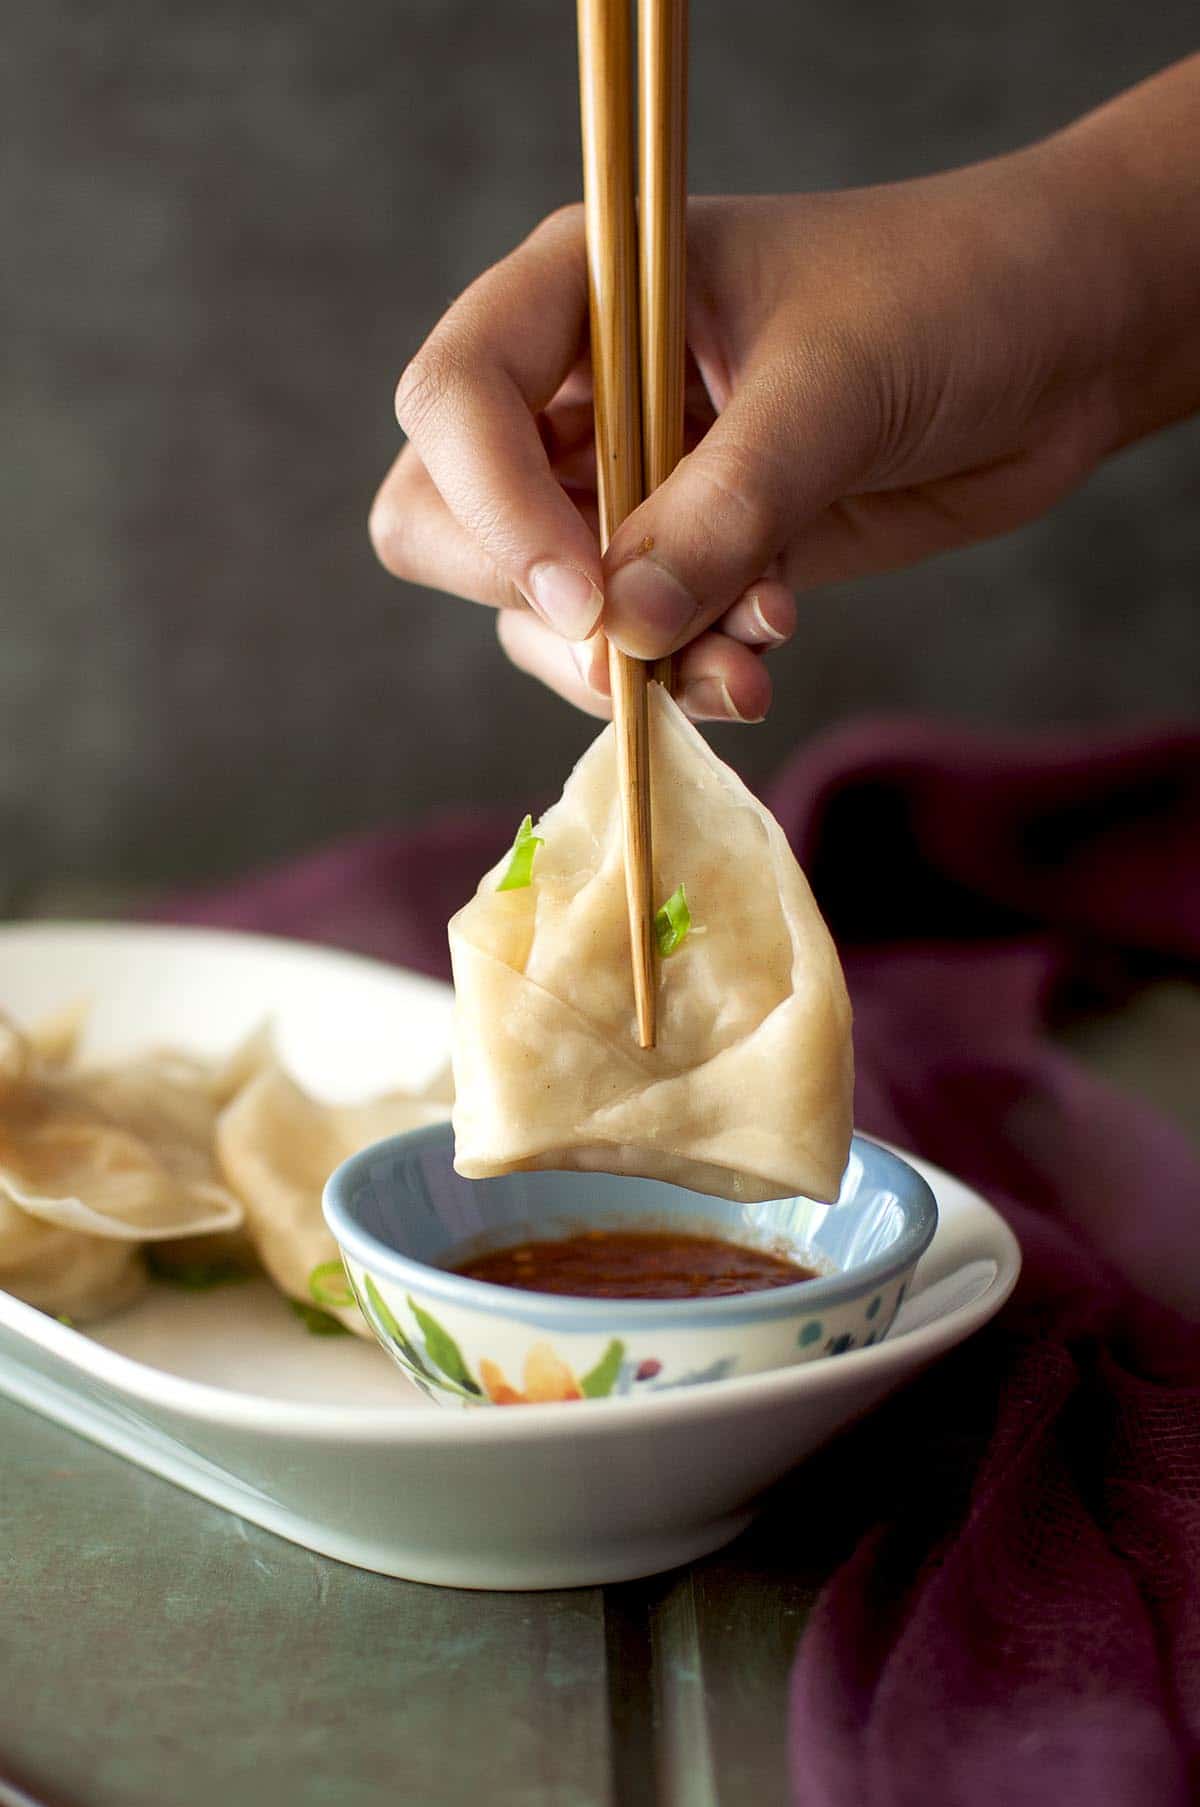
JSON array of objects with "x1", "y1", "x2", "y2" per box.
[{"x1": 577, "y1": 0, "x2": 688, "y2": 1051}]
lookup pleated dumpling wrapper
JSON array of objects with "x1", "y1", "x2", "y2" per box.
[
  {"x1": 0, "y1": 1043, "x2": 248, "y2": 1242},
  {"x1": 216, "y1": 1066, "x2": 450, "y2": 1333},
  {"x1": 0, "y1": 1204, "x2": 144, "y2": 1322},
  {"x1": 0, "y1": 1013, "x2": 257, "y2": 1321},
  {"x1": 449, "y1": 686, "x2": 853, "y2": 1204}
]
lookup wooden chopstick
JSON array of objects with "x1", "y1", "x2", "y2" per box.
[
  {"x1": 638, "y1": 0, "x2": 688, "y2": 698},
  {"x1": 577, "y1": 0, "x2": 657, "y2": 1050}
]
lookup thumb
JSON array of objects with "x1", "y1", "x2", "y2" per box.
[{"x1": 602, "y1": 348, "x2": 875, "y2": 658}]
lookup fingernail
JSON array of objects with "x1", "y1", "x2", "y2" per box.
[
  {"x1": 750, "y1": 595, "x2": 788, "y2": 647},
  {"x1": 682, "y1": 677, "x2": 757, "y2": 722},
  {"x1": 606, "y1": 555, "x2": 697, "y2": 657},
  {"x1": 525, "y1": 563, "x2": 603, "y2": 641}
]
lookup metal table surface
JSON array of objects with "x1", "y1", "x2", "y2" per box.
[{"x1": 0, "y1": 1391, "x2": 851, "y2": 1807}]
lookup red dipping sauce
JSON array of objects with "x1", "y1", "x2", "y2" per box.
[{"x1": 451, "y1": 1228, "x2": 815, "y2": 1300}]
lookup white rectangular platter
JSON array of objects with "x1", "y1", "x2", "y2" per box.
[{"x1": 0, "y1": 924, "x2": 1019, "y2": 1589}]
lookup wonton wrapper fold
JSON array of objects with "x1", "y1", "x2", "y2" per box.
[
  {"x1": 449, "y1": 686, "x2": 853, "y2": 1204},
  {"x1": 0, "y1": 1030, "x2": 251, "y2": 1245},
  {"x1": 216, "y1": 1067, "x2": 450, "y2": 1332},
  {"x1": 0, "y1": 1199, "x2": 146, "y2": 1320}
]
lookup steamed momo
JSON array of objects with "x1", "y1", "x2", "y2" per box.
[
  {"x1": 0, "y1": 1013, "x2": 254, "y2": 1322},
  {"x1": 449, "y1": 685, "x2": 853, "y2": 1204},
  {"x1": 216, "y1": 1065, "x2": 450, "y2": 1331},
  {"x1": 0, "y1": 1202, "x2": 145, "y2": 1320}
]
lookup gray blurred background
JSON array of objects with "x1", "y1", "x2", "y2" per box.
[{"x1": 3, "y1": 0, "x2": 1198, "y2": 900}]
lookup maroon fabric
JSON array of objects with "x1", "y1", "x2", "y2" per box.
[
  {"x1": 159, "y1": 719, "x2": 1200, "y2": 1807},
  {"x1": 761, "y1": 722, "x2": 1200, "y2": 1807}
]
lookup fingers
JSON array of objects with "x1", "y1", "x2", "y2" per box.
[
  {"x1": 393, "y1": 206, "x2": 605, "y2": 641},
  {"x1": 373, "y1": 433, "x2": 800, "y2": 658},
  {"x1": 601, "y1": 337, "x2": 877, "y2": 658},
  {"x1": 371, "y1": 435, "x2": 604, "y2": 612},
  {"x1": 676, "y1": 633, "x2": 772, "y2": 722},
  {"x1": 497, "y1": 614, "x2": 613, "y2": 719},
  {"x1": 378, "y1": 198, "x2": 823, "y2": 684},
  {"x1": 717, "y1": 576, "x2": 796, "y2": 648},
  {"x1": 497, "y1": 614, "x2": 774, "y2": 723},
  {"x1": 370, "y1": 446, "x2": 523, "y2": 612}
]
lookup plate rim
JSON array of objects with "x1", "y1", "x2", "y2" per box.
[{"x1": 0, "y1": 916, "x2": 453, "y2": 1003}]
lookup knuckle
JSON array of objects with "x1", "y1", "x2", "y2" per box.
[
  {"x1": 687, "y1": 442, "x2": 780, "y2": 551},
  {"x1": 394, "y1": 339, "x2": 465, "y2": 437},
  {"x1": 534, "y1": 202, "x2": 585, "y2": 243}
]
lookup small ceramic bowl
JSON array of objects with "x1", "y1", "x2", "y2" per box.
[{"x1": 323, "y1": 1125, "x2": 938, "y2": 1408}]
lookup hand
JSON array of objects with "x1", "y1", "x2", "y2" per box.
[{"x1": 370, "y1": 59, "x2": 1199, "y2": 721}]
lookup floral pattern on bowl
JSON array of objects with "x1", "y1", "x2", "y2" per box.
[
  {"x1": 325, "y1": 1126, "x2": 936, "y2": 1409},
  {"x1": 343, "y1": 1254, "x2": 913, "y2": 1408}
]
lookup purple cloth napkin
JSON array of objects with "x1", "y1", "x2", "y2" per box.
[
  {"x1": 160, "y1": 719, "x2": 1200, "y2": 1807},
  {"x1": 764, "y1": 722, "x2": 1200, "y2": 1807}
]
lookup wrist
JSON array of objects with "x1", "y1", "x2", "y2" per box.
[{"x1": 1036, "y1": 56, "x2": 1200, "y2": 451}]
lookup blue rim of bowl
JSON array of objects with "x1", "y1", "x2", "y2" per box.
[{"x1": 322, "y1": 1127, "x2": 940, "y2": 1332}]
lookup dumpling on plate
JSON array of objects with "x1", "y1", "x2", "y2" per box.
[
  {"x1": 216, "y1": 1066, "x2": 450, "y2": 1332},
  {"x1": 0, "y1": 1016, "x2": 248, "y2": 1245},
  {"x1": 449, "y1": 684, "x2": 853, "y2": 1204},
  {"x1": 0, "y1": 1201, "x2": 145, "y2": 1321},
  {"x1": 0, "y1": 1013, "x2": 255, "y2": 1321}
]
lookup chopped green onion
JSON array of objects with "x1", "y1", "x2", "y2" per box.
[
  {"x1": 146, "y1": 1249, "x2": 253, "y2": 1290},
  {"x1": 654, "y1": 884, "x2": 691, "y2": 958},
  {"x1": 287, "y1": 1299, "x2": 350, "y2": 1337},
  {"x1": 496, "y1": 815, "x2": 543, "y2": 891},
  {"x1": 55, "y1": 1313, "x2": 75, "y2": 1328},
  {"x1": 308, "y1": 1259, "x2": 355, "y2": 1311}
]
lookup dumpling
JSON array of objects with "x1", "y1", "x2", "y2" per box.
[
  {"x1": 0, "y1": 1013, "x2": 252, "y2": 1322},
  {"x1": 0, "y1": 1200, "x2": 145, "y2": 1321},
  {"x1": 0, "y1": 1050, "x2": 245, "y2": 1243},
  {"x1": 449, "y1": 684, "x2": 853, "y2": 1204},
  {"x1": 216, "y1": 1066, "x2": 450, "y2": 1331}
]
